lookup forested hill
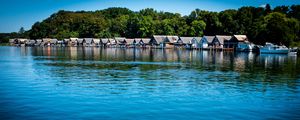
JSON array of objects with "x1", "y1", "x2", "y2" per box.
[{"x1": 3, "y1": 4, "x2": 300, "y2": 46}]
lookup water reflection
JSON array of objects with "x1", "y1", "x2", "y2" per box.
[
  {"x1": 2, "y1": 46, "x2": 300, "y2": 119},
  {"x1": 20, "y1": 47, "x2": 300, "y2": 88},
  {"x1": 26, "y1": 47, "x2": 299, "y2": 70}
]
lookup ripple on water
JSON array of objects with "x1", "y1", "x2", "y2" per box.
[{"x1": 0, "y1": 47, "x2": 300, "y2": 119}]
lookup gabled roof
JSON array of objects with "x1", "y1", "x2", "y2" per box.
[
  {"x1": 141, "y1": 38, "x2": 151, "y2": 44},
  {"x1": 93, "y1": 38, "x2": 100, "y2": 44},
  {"x1": 233, "y1": 35, "x2": 248, "y2": 42},
  {"x1": 215, "y1": 35, "x2": 232, "y2": 44},
  {"x1": 101, "y1": 38, "x2": 110, "y2": 44},
  {"x1": 125, "y1": 39, "x2": 136, "y2": 44},
  {"x1": 84, "y1": 38, "x2": 93, "y2": 44},
  {"x1": 109, "y1": 38, "x2": 117, "y2": 44},
  {"x1": 50, "y1": 39, "x2": 57, "y2": 44},
  {"x1": 134, "y1": 38, "x2": 141, "y2": 41},
  {"x1": 70, "y1": 38, "x2": 78, "y2": 41},
  {"x1": 36, "y1": 39, "x2": 42, "y2": 45},
  {"x1": 77, "y1": 38, "x2": 84, "y2": 44},
  {"x1": 166, "y1": 36, "x2": 179, "y2": 43},
  {"x1": 115, "y1": 37, "x2": 126, "y2": 43},
  {"x1": 202, "y1": 36, "x2": 215, "y2": 43},
  {"x1": 16, "y1": 38, "x2": 28, "y2": 41},
  {"x1": 42, "y1": 38, "x2": 51, "y2": 42},
  {"x1": 153, "y1": 35, "x2": 167, "y2": 43},
  {"x1": 29, "y1": 40, "x2": 36, "y2": 44},
  {"x1": 180, "y1": 37, "x2": 194, "y2": 44},
  {"x1": 36, "y1": 39, "x2": 42, "y2": 43},
  {"x1": 193, "y1": 37, "x2": 202, "y2": 42}
]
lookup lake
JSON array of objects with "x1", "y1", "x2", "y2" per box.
[{"x1": 0, "y1": 46, "x2": 300, "y2": 119}]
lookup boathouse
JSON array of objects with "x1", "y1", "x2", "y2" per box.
[
  {"x1": 41, "y1": 38, "x2": 51, "y2": 46},
  {"x1": 199, "y1": 36, "x2": 215, "y2": 48},
  {"x1": 151, "y1": 35, "x2": 167, "y2": 47},
  {"x1": 125, "y1": 38, "x2": 136, "y2": 47},
  {"x1": 35, "y1": 39, "x2": 42, "y2": 46},
  {"x1": 27, "y1": 40, "x2": 36, "y2": 46},
  {"x1": 84, "y1": 38, "x2": 93, "y2": 46},
  {"x1": 77, "y1": 38, "x2": 84, "y2": 46},
  {"x1": 115, "y1": 37, "x2": 126, "y2": 47},
  {"x1": 212, "y1": 35, "x2": 232, "y2": 48},
  {"x1": 69, "y1": 38, "x2": 78, "y2": 46},
  {"x1": 178, "y1": 37, "x2": 193, "y2": 48},
  {"x1": 109, "y1": 38, "x2": 118, "y2": 47},
  {"x1": 178, "y1": 37, "x2": 202, "y2": 49},
  {"x1": 224, "y1": 35, "x2": 248, "y2": 49},
  {"x1": 57, "y1": 40, "x2": 64, "y2": 46},
  {"x1": 17, "y1": 38, "x2": 28, "y2": 46},
  {"x1": 135, "y1": 38, "x2": 142, "y2": 46},
  {"x1": 166, "y1": 36, "x2": 179, "y2": 48},
  {"x1": 136, "y1": 38, "x2": 151, "y2": 47},
  {"x1": 50, "y1": 39, "x2": 58, "y2": 46},
  {"x1": 100, "y1": 38, "x2": 110, "y2": 47},
  {"x1": 93, "y1": 38, "x2": 101, "y2": 46}
]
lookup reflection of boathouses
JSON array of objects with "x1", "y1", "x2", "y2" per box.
[
  {"x1": 10, "y1": 35, "x2": 255, "y2": 51},
  {"x1": 25, "y1": 47, "x2": 296, "y2": 72}
]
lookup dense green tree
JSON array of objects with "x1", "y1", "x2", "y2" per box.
[
  {"x1": 203, "y1": 12, "x2": 222, "y2": 35},
  {"x1": 137, "y1": 16, "x2": 155, "y2": 37},
  {"x1": 0, "y1": 6, "x2": 299, "y2": 47},
  {"x1": 274, "y1": 5, "x2": 289, "y2": 14},
  {"x1": 289, "y1": 5, "x2": 300, "y2": 20},
  {"x1": 264, "y1": 12, "x2": 299, "y2": 46},
  {"x1": 125, "y1": 14, "x2": 140, "y2": 38},
  {"x1": 189, "y1": 20, "x2": 206, "y2": 36},
  {"x1": 219, "y1": 10, "x2": 239, "y2": 34}
]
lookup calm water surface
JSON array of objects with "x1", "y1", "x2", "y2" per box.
[{"x1": 0, "y1": 46, "x2": 300, "y2": 119}]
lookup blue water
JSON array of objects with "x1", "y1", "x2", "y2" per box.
[{"x1": 0, "y1": 46, "x2": 300, "y2": 119}]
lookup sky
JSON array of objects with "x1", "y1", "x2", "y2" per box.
[{"x1": 0, "y1": 0, "x2": 299, "y2": 33}]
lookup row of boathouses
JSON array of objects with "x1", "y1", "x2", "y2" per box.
[{"x1": 9, "y1": 35, "x2": 253, "y2": 51}]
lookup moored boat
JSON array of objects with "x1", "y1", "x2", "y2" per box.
[{"x1": 259, "y1": 42, "x2": 289, "y2": 54}]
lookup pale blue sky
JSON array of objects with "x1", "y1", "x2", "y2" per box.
[{"x1": 0, "y1": 0, "x2": 299, "y2": 33}]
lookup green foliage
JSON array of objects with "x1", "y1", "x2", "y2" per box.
[
  {"x1": 0, "y1": 6, "x2": 299, "y2": 46},
  {"x1": 190, "y1": 20, "x2": 206, "y2": 36},
  {"x1": 219, "y1": 10, "x2": 239, "y2": 34}
]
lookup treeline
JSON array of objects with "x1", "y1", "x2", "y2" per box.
[{"x1": 1, "y1": 4, "x2": 300, "y2": 46}]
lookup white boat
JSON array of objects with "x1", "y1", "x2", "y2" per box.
[{"x1": 259, "y1": 42, "x2": 289, "y2": 54}]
